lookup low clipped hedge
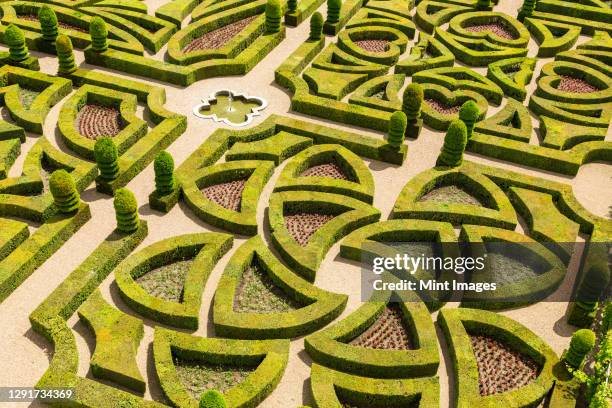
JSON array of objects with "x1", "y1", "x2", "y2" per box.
[
  {"x1": 419, "y1": 83, "x2": 488, "y2": 131},
  {"x1": 535, "y1": 61, "x2": 611, "y2": 105},
  {"x1": 486, "y1": 57, "x2": 536, "y2": 101},
  {"x1": 524, "y1": 18, "x2": 580, "y2": 58},
  {"x1": 474, "y1": 98, "x2": 532, "y2": 142},
  {"x1": 396, "y1": 32, "x2": 455, "y2": 75}
]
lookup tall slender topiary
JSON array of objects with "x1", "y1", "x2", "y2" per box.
[
  {"x1": 199, "y1": 390, "x2": 227, "y2": 408},
  {"x1": 94, "y1": 137, "x2": 119, "y2": 181},
  {"x1": 49, "y1": 169, "x2": 80, "y2": 213},
  {"x1": 5, "y1": 24, "x2": 29, "y2": 63},
  {"x1": 327, "y1": 0, "x2": 341, "y2": 25},
  {"x1": 154, "y1": 151, "x2": 175, "y2": 195},
  {"x1": 459, "y1": 100, "x2": 479, "y2": 140},
  {"x1": 563, "y1": 329, "x2": 596, "y2": 369},
  {"x1": 265, "y1": 0, "x2": 282, "y2": 34},
  {"x1": 38, "y1": 5, "x2": 59, "y2": 42},
  {"x1": 113, "y1": 188, "x2": 139, "y2": 233},
  {"x1": 310, "y1": 12, "x2": 324, "y2": 41},
  {"x1": 90, "y1": 16, "x2": 108, "y2": 52},
  {"x1": 518, "y1": 0, "x2": 537, "y2": 22},
  {"x1": 387, "y1": 111, "x2": 407, "y2": 149},
  {"x1": 288, "y1": 0, "x2": 298, "y2": 13},
  {"x1": 436, "y1": 119, "x2": 467, "y2": 167},
  {"x1": 476, "y1": 0, "x2": 491, "y2": 10},
  {"x1": 402, "y1": 83, "x2": 424, "y2": 121},
  {"x1": 56, "y1": 35, "x2": 77, "y2": 75}
]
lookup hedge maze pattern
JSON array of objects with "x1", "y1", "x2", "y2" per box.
[{"x1": 0, "y1": 0, "x2": 609, "y2": 407}]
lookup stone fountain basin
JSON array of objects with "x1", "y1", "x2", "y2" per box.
[{"x1": 193, "y1": 89, "x2": 268, "y2": 127}]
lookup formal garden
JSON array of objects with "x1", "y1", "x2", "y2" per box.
[{"x1": 0, "y1": 0, "x2": 610, "y2": 407}]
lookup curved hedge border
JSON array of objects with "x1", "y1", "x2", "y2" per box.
[
  {"x1": 415, "y1": 0, "x2": 472, "y2": 34},
  {"x1": 540, "y1": 116, "x2": 608, "y2": 150},
  {"x1": 448, "y1": 11, "x2": 530, "y2": 49},
  {"x1": 213, "y1": 236, "x2": 347, "y2": 339},
  {"x1": 420, "y1": 83, "x2": 488, "y2": 131},
  {"x1": 535, "y1": 61, "x2": 612, "y2": 104},
  {"x1": 396, "y1": 32, "x2": 455, "y2": 75},
  {"x1": 337, "y1": 26, "x2": 408, "y2": 65},
  {"x1": 225, "y1": 132, "x2": 312, "y2": 164},
  {"x1": 474, "y1": 98, "x2": 531, "y2": 142},
  {"x1": 524, "y1": 18, "x2": 580, "y2": 58},
  {"x1": 528, "y1": 95, "x2": 612, "y2": 128},
  {"x1": 486, "y1": 57, "x2": 536, "y2": 101},
  {"x1": 115, "y1": 233, "x2": 233, "y2": 330},
  {"x1": 348, "y1": 74, "x2": 404, "y2": 112},
  {"x1": 154, "y1": 327, "x2": 289, "y2": 408},
  {"x1": 531, "y1": 0, "x2": 612, "y2": 36}
]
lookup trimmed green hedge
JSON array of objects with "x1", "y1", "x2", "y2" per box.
[
  {"x1": 524, "y1": 17, "x2": 580, "y2": 58},
  {"x1": 474, "y1": 98, "x2": 532, "y2": 142},
  {"x1": 396, "y1": 32, "x2": 455, "y2": 75},
  {"x1": 486, "y1": 57, "x2": 536, "y2": 101},
  {"x1": 420, "y1": 83, "x2": 488, "y2": 131}
]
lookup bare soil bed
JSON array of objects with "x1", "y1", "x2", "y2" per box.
[
  {"x1": 183, "y1": 16, "x2": 258, "y2": 53},
  {"x1": 425, "y1": 98, "x2": 461, "y2": 115},
  {"x1": 354, "y1": 40, "x2": 389, "y2": 53},
  {"x1": 135, "y1": 260, "x2": 192, "y2": 302},
  {"x1": 18, "y1": 14, "x2": 87, "y2": 32},
  {"x1": 284, "y1": 213, "x2": 336, "y2": 247},
  {"x1": 465, "y1": 23, "x2": 517, "y2": 40},
  {"x1": 349, "y1": 304, "x2": 414, "y2": 350},
  {"x1": 558, "y1": 75, "x2": 600, "y2": 93},
  {"x1": 18, "y1": 87, "x2": 40, "y2": 110},
  {"x1": 300, "y1": 162, "x2": 349, "y2": 180},
  {"x1": 201, "y1": 179, "x2": 247, "y2": 211},
  {"x1": 76, "y1": 104, "x2": 124, "y2": 140},
  {"x1": 419, "y1": 185, "x2": 484, "y2": 206}
]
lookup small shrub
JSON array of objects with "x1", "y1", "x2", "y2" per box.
[
  {"x1": 5, "y1": 24, "x2": 29, "y2": 63},
  {"x1": 518, "y1": 0, "x2": 537, "y2": 21},
  {"x1": 564, "y1": 329, "x2": 596, "y2": 369},
  {"x1": 436, "y1": 119, "x2": 467, "y2": 167},
  {"x1": 56, "y1": 35, "x2": 77, "y2": 75},
  {"x1": 90, "y1": 16, "x2": 108, "y2": 52},
  {"x1": 113, "y1": 188, "x2": 140, "y2": 233},
  {"x1": 265, "y1": 0, "x2": 282, "y2": 34},
  {"x1": 459, "y1": 100, "x2": 479, "y2": 140},
  {"x1": 310, "y1": 12, "x2": 324, "y2": 41},
  {"x1": 327, "y1": 0, "x2": 341, "y2": 24},
  {"x1": 476, "y1": 0, "x2": 491, "y2": 10},
  {"x1": 288, "y1": 0, "x2": 297, "y2": 13},
  {"x1": 387, "y1": 111, "x2": 407, "y2": 148},
  {"x1": 199, "y1": 390, "x2": 227, "y2": 408},
  {"x1": 402, "y1": 83, "x2": 424, "y2": 121},
  {"x1": 94, "y1": 137, "x2": 119, "y2": 182},
  {"x1": 38, "y1": 5, "x2": 59, "y2": 42},
  {"x1": 49, "y1": 169, "x2": 80, "y2": 213},
  {"x1": 154, "y1": 151, "x2": 175, "y2": 195}
]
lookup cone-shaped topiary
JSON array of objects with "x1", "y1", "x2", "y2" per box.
[
  {"x1": 327, "y1": 0, "x2": 341, "y2": 24},
  {"x1": 199, "y1": 390, "x2": 227, "y2": 408},
  {"x1": 476, "y1": 0, "x2": 491, "y2": 10},
  {"x1": 94, "y1": 137, "x2": 119, "y2": 182},
  {"x1": 402, "y1": 83, "x2": 424, "y2": 121},
  {"x1": 310, "y1": 12, "x2": 324, "y2": 41},
  {"x1": 459, "y1": 100, "x2": 479, "y2": 140},
  {"x1": 288, "y1": 0, "x2": 298, "y2": 13},
  {"x1": 265, "y1": 0, "x2": 282, "y2": 34},
  {"x1": 436, "y1": 119, "x2": 467, "y2": 167},
  {"x1": 56, "y1": 35, "x2": 77, "y2": 75},
  {"x1": 38, "y1": 5, "x2": 59, "y2": 42},
  {"x1": 518, "y1": 0, "x2": 537, "y2": 22},
  {"x1": 387, "y1": 111, "x2": 407, "y2": 148},
  {"x1": 114, "y1": 188, "x2": 140, "y2": 233},
  {"x1": 49, "y1": 169, "x2": 80, "y2": 213},
  {"x1": 563, "y1": 329, "x2": 596, "y2": 369},
  {"x1": 154, "y1": 151, "x2": 175, "y2": 195},
  {"x1": 5, "y1": 24, "x2": 29, "y2": 63},
  {"x1": 90, "y1": 16, "x2": 108, "y2": 52}
]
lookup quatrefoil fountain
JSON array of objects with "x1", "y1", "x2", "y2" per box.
[{"x1": 193, "y1": 89, "x2": 268, "y2": 127}]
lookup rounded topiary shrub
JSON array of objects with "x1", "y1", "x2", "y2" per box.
[
  {"x1": 518, "y1": 0, "x2": 537, "y2": 21},
  {"x1": 402, "y1": 83, "x2": 424, "y2": 121},
  {"x1": 154, "y1": 151, "x2": 175, "y2": 195},
  {"x1": 56, "y1": 35, "x2": 77, "y2": 75},
  {"x1": 38, "y1": 5, "x2": 59, "y2": 42},
  {"x1": 436, "y1": 119, "x2": 467, "y2": 167},
  {"x1": 310, "y1": 12, "x2": 324, "y2": 41},
  {"x1": 459, "y1": 100, "x2": 479, "y2": 140},
  {"x1": 476, "y1": 0, "x2": 491, "y2": 10},
  {"x1": 5, "y1": 24, "x2": 29, "y2": 63},
  {"x1": 564, "y1": 329, "x2": 596, "y2": 368},
  {"x1": 327, "y1": 0, "x2": 341, "y2": 24},
  {"x1": 288, "y1": 0, "x2": 298, "y2": 13},
  {"x1": 89, "y1": 16, "x2": 108, "y2": 52},
  {"x1": 199, "y1": 390, "x2": 227, "y2": 408},
  {"x1": 49, "y1": 169, "x2": 80, "y2": 213},
  {"x1": 113, "y1": 188, "x2": 139, "y2": 233},
  {"x1": 388, "y1": 111, "x2": 407, "y2": 148},
  {"x1": 265, "y1": 0, "x2": 282, "y2": 34},
  {"x1": 94, "y1": 137, "x2": 119, "y2": 182}
]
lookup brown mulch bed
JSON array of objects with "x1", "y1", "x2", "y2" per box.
[
  {"x1": 202, "y1": 179, "x2": 247, "y2": 212},
  {"x1": 470, "y1": 334, "x2": 540, "y2": 396},
  {"x1": 349, "y1": 304, "x2": 414, "y2": 350},
  {"x1": 76, "y1": 104, "x2": 123, "y2": 140},
  {"x1": 419, "y1": 185, "x2": 484, "y2": 206},
  {"x1": 182, "y1": 15, "x2": 258, "y2": 53},
  {"x1": 465, "y1": 23, "x2": 517, "y2": 40},
  {"x1": 557, "y1": 75, "x2": 600, "y2": 93},
  {"x1": 354, "y1": 39, "x2": 389, "y2": 53},
  {"x1": 18, "y1": 14, "x2": 87, "y2": 32},
  {"x1": 284, "y1": 212, "x2": 336, "y2": 247},
  {"x1": 300, "y1": 162, "x2": 349, "y2": 180},
  {"x1": 425, "y1": 98, "x2": 461, "y2": 115}
]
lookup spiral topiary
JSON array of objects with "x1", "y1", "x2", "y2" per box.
[
  {"x1": 402, "y1": 83, "x2": 424, "y2": 122},
  {"x1": 265, "y1": 0, "x2": 282, "y2": 34},
  {"x1": 94, "y1": 137, "x2": 119, "y2": 182},
  {"x1": 563, "y1": 329, "x2": 596, "y2": 369},
  {"x1": 288, "y1": 0, "x2": 298, "y2": 13},
  {"x1": 90, "y1": 16, "x2": 108, "y2": 52},
  {"x1": 49, "y1": 170, "x2": 80, "y2": 213},
  {"x1": 56, "y1": 35, "x2": 77, "y2": 75},
  {"x1": 476, "y1": 0, "x2": 491, "y2": 10},
  {"x1": 113, "y1": 188, "x2": 140, "y2": 233},
  {"x1": 327, "y1": 0, "x2": 341, "y2": 25},
  {"x1": 459, "y1": 100, "x2": 479, "y2": 140},
  {"x1": 5, "y1": 24, "x2": 29, "y2": 63},
  {"x1": 387, "y1": 111, "x2": 407, "y2": 148},
  {"x1": 309, "y1": 12, "x2": 324, "y2": 41},
  {"x1": 154, "y1": 151, "x2": 175, "y2": 195},
  {"x1": 199, "y1": 390, "x2": 227, "y2": 408},
  {"x1": 38, "y1": 5, "x2": 59, "y2": 42},
  {"x1": 436, "y1": 119, "x2": 467, "y2": 167},
  {"x1": 518, "y1": 0, "x2": 537, "y2": 22}
]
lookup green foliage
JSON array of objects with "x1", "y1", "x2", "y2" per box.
[
  {"x1": 56, "y1": 35, "x2": 77, "y2": 75},
  {"x1": 518, "y1": 0, "x2": 537, "y2": 21},
  {"x1": 265, "y1": 0, "x2": 282, "y2": 34},
  {"x1": 89, "y1": 17, "x2": 109, "y2": 53},
  {"x1": 310, "y1": 12, "x2": 324, "y2": 41},
  {"x1": 564, "y1": 329, "x2": 596, "y2": 368},
  {"x1": 199, "y1": 389, "x2": 227, "y2": 408},
  {"x1": 5, "y1": 24, "x2": 29, "y2": 63},
  {"x1": 459, "y1": 100, "x2": 479, "y2": 140},
  {"x1": 94, "y1": 137, "x2": 119, "y2": 182},
  {"x1": 38, "y1": 5, "x2": 59, "y2": 42},
  {"x1": 49, "y1": 170, "x2": 80, "y2": 213},
  {"x1": 327, "y1": 0, "x2": 341, "y2": 24},
  {"x1": 402, "y1": 83, "x2": 424, "y2": 121},
  {"x1": 113, "y1": 188, "x2": 140, "y2": 233},
  {"x1": 436, "y1": 120, "x2": 467, "y2": 167},
  {"x1": 153, "y1": 151, "x2": 175, "y2": 195},
  {"x1": 476, "y1": 0, "x2": 491, "y2": 10},
  {"x1": 288, "y1": 0, "x2": 297, "y2": 13},
  {"x1": 387, "y1": 111, "x2": 407, "y2": 148}
]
